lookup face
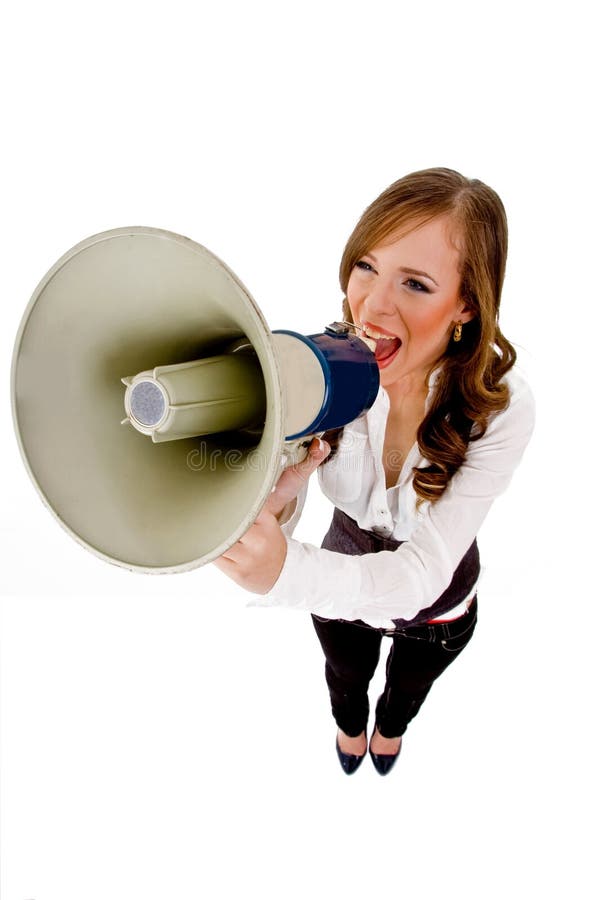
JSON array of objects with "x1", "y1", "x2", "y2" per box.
[{"x1": 347, "y1": 215, "x2": 473, "y2": 395}]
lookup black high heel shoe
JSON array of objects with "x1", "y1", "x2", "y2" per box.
[
  {"x1": 369, "y1": 728, "x2": 402, "y2": 776},
  {"x1": 335, "y1": 732, "x2": 367, "y2": 775}
]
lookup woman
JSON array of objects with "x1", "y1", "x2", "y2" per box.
[{"x1": 215, "y1": 167, "x2": 535, "y2": 775}]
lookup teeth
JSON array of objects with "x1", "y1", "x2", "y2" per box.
[{"x1": 361, "y1": 323, "x2": 396, "y2": 341}]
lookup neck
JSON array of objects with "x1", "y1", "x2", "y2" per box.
[{"x1": 383, "y1": 371, "x2": 431, "y2": 409}]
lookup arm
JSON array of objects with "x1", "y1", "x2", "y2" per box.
[{"x1": 263, "y1": 375, "x2": 536, "y2": 625}]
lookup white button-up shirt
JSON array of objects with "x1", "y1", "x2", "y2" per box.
[{"x1": 257, "y1": 366, "x2": 535, "y2": 629}]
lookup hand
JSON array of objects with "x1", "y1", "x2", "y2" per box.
[
  {"x1": 213, "y1": 507, "x2": 287, "y2": 594},
  {"x1": 213, "y1": 437, "x2": 330, "y2": 594},
  {"x1": 265, "y1": 437, "x2": 331, "y2": 517}
]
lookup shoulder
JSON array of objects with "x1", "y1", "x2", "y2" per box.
[
  {"x1": 435, "y1": 367, "x2": 536, "y2": 502},
  {"x1": 492, "y1": 367, "x2": 535, "y2": 435},
  {"x1": 503, "y1": 366, "x2": 534, "y2": 406},
  {"x1": 464, "y1": 366, "x2": 535, "y2": 472}
]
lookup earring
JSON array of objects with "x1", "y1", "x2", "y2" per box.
[{"x1": 453, "y1": 322, "x2": 463, "y2": 342}]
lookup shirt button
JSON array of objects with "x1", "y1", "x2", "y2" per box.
[{"x1": 372, "y1": 524, "x2": 391, "y2": 536}]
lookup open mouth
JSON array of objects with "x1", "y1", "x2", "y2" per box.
[
  {"x1": 361, "y1": 323, "x2": 402, "y2": 368},
  {"x1": 373, "y1": 337, "x2": 402, "y2": 363}
]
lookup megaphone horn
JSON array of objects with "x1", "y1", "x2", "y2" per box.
[{"x1": 11, "y1": 227, "x2": 379, "y2": 574}]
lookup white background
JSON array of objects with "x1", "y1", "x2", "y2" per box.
[{"x1": 1, "y1": 1, "x2": 597, "y2": 898}]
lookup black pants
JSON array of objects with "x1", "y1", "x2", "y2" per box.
[{"x1": 311, "y1": 596, "x2": 477, "y2": 738}]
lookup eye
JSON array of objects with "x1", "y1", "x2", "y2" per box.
[
  {"x1": 355, "y1": 259, "x2": 375, "y2": 272},
  {"x1": 405, "y1": 278, "x2": 429, "y2": 293}
]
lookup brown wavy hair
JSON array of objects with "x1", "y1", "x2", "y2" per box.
[{"x1": 323, "y1": 167, "x2": 516, "y2": 504}]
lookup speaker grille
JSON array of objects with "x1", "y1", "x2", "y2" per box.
[{"x1": 130, "y1": 381, "x2": 166, "y2": 427}]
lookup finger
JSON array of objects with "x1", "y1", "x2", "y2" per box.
[{"x1": 306, "y1": 436, "x2": 331, "y2": 465}]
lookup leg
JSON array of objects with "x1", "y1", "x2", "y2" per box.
[
  {"x1": 311, "y1": 616, "x2": 383, "y2": 737},
  {"x1": 375, "y1": 599, "x2": 478, "y2": 739}
]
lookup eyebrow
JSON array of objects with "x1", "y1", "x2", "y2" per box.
[
  {"x1": 399, "y1": 267, "x2": 438, "y2": 286},
  {"x1": 364, "y1": 253, "x2": 439, "y2": 287}
]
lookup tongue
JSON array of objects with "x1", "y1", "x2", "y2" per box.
[{"x1": 374, "y1": 337, "x2": 401, "y2": 361}]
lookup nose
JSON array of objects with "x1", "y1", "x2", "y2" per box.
[{"x1": 363, "y1": 276, "x2": 397, "y2": 318}]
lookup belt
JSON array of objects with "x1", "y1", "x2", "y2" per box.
[{"x1": 383, "y1": 594, "x2": 478, "y2": 639}]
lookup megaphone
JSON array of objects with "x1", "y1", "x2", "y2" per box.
[{"x1": 11, "y1": 227, "x2": 379, "y2": 574}]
